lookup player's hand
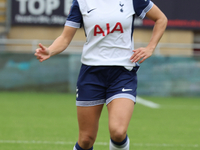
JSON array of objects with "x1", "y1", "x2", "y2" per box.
[
  {"x1": 130, "y1": 47, "x2": 154, "y2": 64},
  {"x1": 34, "y1": 43, "x2": 50, "y2": 62}
]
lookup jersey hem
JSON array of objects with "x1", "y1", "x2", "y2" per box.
[{"x1": 81, "y1": 61, "x2": 137, "y2": 71}]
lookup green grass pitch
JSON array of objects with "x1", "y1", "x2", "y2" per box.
[{"x1": 0, "y1": 92, "x2": 199, "y2": 150}]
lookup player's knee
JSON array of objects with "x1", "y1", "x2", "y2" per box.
[
  {"x1": 79, "y1": 135, "x2": 95, "y2": 148},
  {"x1": 110, "y1": 127, "x2": 127, "y2": 142}
]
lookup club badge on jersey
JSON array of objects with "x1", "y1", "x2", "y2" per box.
[{"x1": 119, "y1": 1, "x2": 124, "y2": 12}]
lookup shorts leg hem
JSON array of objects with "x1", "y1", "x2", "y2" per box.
[
  {"x1": 76, "y1": 99, "x2": 105, "y2": 107},
  {"x1": 106, "y1": 93, "x2": 136, "y2": 105}
]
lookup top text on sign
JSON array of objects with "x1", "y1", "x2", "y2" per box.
[{"x1": 16, "y1": 0, "x2": 70, "y2": 16}]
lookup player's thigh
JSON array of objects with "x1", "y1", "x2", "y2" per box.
[
  {"x1": 107, "y1": 98, "x2": 134, "y2": 138},
  {"x1": 77, "y1": 104, "x2": 104, "y2": 138}
]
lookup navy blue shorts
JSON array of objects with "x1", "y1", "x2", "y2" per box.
[{"x1": 76, "y1": 64, "x2": 139, "y2": 106}]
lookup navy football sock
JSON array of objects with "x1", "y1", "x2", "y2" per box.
[
  {"x1": 111, "y1": 135, "x2": 128, "y2": 146},
  {"x1": 73, "y1": 142, "x2": 93, "y2": 150},
  {"x1": 110, "y1": 135, "x2": 130, "y2": 150}
]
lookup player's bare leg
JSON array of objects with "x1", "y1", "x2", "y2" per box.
[
  {"x1": 107, "y1": 98, "x2": 134, "y2": 150},
  {"x1": 74, "y1": 104, "x2": 104, "y2": 150}
]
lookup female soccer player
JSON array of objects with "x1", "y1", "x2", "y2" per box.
[{"x1": 35, "y1": 0, "x2": 167, "y2": 149}]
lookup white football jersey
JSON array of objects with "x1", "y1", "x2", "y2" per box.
[{"x1": 65, "y1": 0, "x2": 153, "y2": 69}]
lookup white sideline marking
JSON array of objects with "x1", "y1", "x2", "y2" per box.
[
  {"x1": 0, "y1": 140, "x2": 199, "y2": 148},
  {"x1": 136, "y1": 96, "x2": 160, "y2": 108}
]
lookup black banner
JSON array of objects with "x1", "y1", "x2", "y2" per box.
[
  {"x1": 139, "y1": 0, "x2": 200, "y2": 30},
  {"x1": 11, "y1": 0, "x2": 200, "y2": 29},
  {"x1": 11, "y1": 0, "x2": 72, "y2": 26}
]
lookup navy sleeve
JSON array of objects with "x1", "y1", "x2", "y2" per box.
[
  {"x1": 65, "y1": 0, "x2": 83, "y2": 28},
  {"x1": 133, "y1": 0, "x2": 154, "y2": 19}
]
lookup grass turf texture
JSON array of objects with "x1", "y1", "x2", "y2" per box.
[{"x1": 0, "y1": 92, "x2": 199, "y2": 150}]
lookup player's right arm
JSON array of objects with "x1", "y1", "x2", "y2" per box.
[{"x1": 35, "y1": 26, "x2": 77, "y2": 62}]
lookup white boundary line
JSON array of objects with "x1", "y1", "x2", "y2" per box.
[
  {"x1": 136, "y1": 96, "x2": 160, "y2": 108},
  {"x1": 0, "y1": 140, "x2": 199, "y2": 148}
]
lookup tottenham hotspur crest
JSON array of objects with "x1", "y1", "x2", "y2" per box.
[{"x1": 119, "y1": 1, "x2": 124, "y2": 12}]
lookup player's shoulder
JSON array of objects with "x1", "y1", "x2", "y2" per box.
[
  {"x1": 132, "y1": 0, "x2": 153, "y2": 18},
  {"x1": 132, "y1": 0, "x2": 151, "y2": 6},
  {"x1": 76, "y1": 0, "x2": 86, "y2": 5}
]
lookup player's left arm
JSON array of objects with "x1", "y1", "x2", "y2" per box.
[{"x1": 130, "y1": 4, "x2": 168, "y2": 63}]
